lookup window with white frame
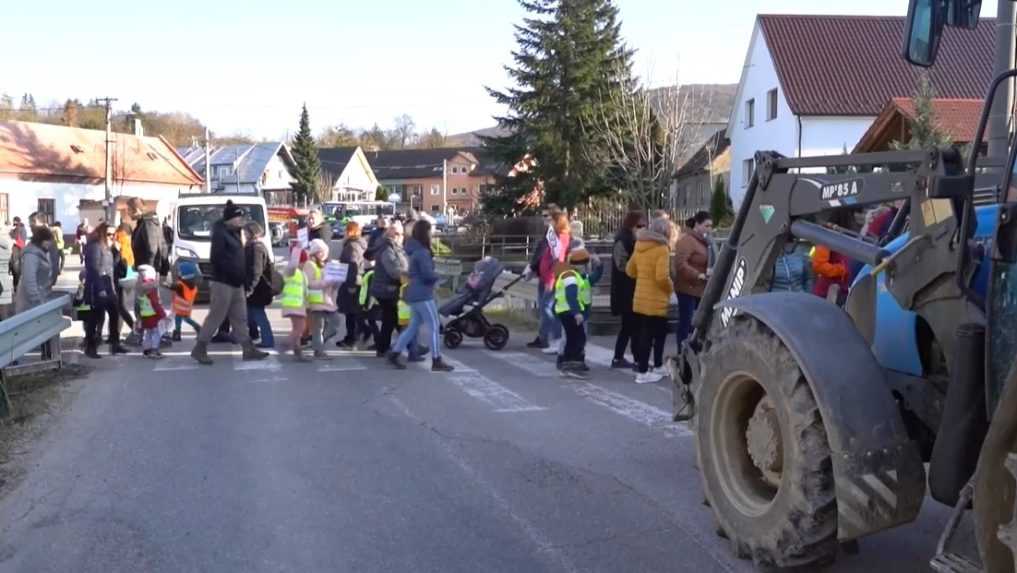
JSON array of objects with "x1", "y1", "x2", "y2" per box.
[
  {"x1": 743, "y1": 158, "x2": 754, "y2": 187},
  {"x1": 767, "y1": 89, "x2": 778, "y2": 121},
  {"x1": 745, "y1": 99, "x2": 755, "y2": 128}
]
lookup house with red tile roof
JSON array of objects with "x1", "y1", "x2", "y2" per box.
[
  {"x1": 727, "y1": 14, "x2": 994, "y2": 204},
  {"x1": 853, "y1": 97, "x2": 983, "y2": 153},
  {"x1": 0, "y1": 120, "x2": 203, "y2": 228}
]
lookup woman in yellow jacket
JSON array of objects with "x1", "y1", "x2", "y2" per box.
[{"x1": 626, "y1": 217, "x2": 674, "y2": 383}]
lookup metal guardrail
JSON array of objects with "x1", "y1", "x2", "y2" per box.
[{"x1": 0, "y1": 294, "x2": 72, "y2": 418}]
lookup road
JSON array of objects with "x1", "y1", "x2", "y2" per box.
[{"x1": 0, "y1": 308, "x2": 952, "y2": 572}]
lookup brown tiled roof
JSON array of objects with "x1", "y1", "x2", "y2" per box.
[
  {"x1": 0, "y1": 120, "x2": 203, "y2": 185},
  {"x1": 853, "y1": 97, "x2": 983, "y2": 152},
  {"x1": 759, "y1": 15, "x2": 994, "y2": 116}
]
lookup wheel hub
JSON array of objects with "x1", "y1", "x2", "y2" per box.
[
  {"x1": 998, "y1": 453, "x2": 1017, "y2": 569},
  {"x1": 746, "y1": 397, "x2": 783, "y2": 488}
]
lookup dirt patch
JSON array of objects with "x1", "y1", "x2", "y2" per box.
[{"x1": 0, "y1": 363, "x2": 88, "y2": 497}]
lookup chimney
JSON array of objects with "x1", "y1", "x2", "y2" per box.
[{"x1": 133, "y1": 118, "x2": 144, "y2": 137}]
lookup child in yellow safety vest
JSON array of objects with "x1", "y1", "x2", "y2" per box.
[
  {"x1": 281, "y1": 244, "x2": 311, "y2": 362},
  {"x1": 171, "y1": 261, "x2": 201, "y2": 341},
  {"x1": 137, "y1": 265, "x2": 167, "y2": 359},
  {"x1": 553, "y1": 248, "x2": 602, "y2": 379},
  {"x1": 304, "y1": 239, "x2": 342, "y2": 360}
]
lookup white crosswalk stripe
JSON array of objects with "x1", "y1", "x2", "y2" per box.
[
  {"x1": 572, "y1": 383, "x2": 693, "y2": 438},
  {"x1": 448, "y1": 372, "x2": 546, "y2": 413},
  {"x1": 483, "y1": 351, "x2": 558, "y2": 378}
]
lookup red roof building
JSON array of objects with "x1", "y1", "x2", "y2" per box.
[{"x1": 853, "y1": 98, "x2": 984, "y2": 152}]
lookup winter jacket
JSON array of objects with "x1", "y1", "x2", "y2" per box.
[
  {"x1": 140, "y1": 288, "x2": 167, "y2": 329},
  {"x1": 771, "y1": 249, "x2": 814, "y2": 293},
  {"x1": 0, "y1": 234, "x2": 12, "y2": 305},
  {"x1": 529, "y1": 231, "x2": 578, "y2": 290},
  {"x1": 282, "y1": 247, "x2": 307, "y2": 318},
  {"x1": 812, "y1": 245, "x2": 851, "y2": 302},
  {"x1": 625, "y1": 230, "x2": 673, "y2": 317},
  {"x1": 131, "y1": 213, "x2": 168, "y2": 275},
  {"x1": 403, "y1": 238, "x2": 439, "y2": 303},
  {"x1": 15, "y1": 244, "x2": 52, "y2": 313},
  {"x1": 337, "y1": 237, "x2": 367, "y2": 314},
  {"x1": 561, "y1": 260, "x2": 604, "y2": 318},
  {"x1": 83, "y1": 240, "x2": 115, "y2": 307},
  {"x1": 364, "y1": 226, "x2": 386, "y2": 261},
  {"x1": 610, "y1": 228, "x2": 637, "y2": 316},
  {"x1": 246, "y1": 241, "x2": 274, "y2": 307},
  {"x1": 304, "y1": 259, "x2": 339, "y2": 313},
  {"x1": 369, "y1": 237, "x2": 408, "y2": 302},
  {"x1": 115, "y1": 229, "x2": 134, "y2": 269},
  {"x1": 673, "y1": 230, "x2": 710, "y2": 298},
  {"x1": 209, "y1": 219, "x2": 246, "y2": 287},
  {"x1": 309, "y1": 222, "x2": 333, "y2": 243}
]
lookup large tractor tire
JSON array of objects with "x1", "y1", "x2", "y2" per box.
[
  {"x1": 974, "y1": 356, "x2": 1017, "y2": 573},
  {"x1": 697, "y1": 318, "x2": 838, "y2": 568}
]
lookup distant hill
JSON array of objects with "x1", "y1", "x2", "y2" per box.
[{"x1": 445, "y1": 125, "x2": 512, "y2": 147}]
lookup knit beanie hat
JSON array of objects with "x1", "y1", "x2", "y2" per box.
[{"x1": 223, "y1": 200, "x2": 245, "y2": 221}]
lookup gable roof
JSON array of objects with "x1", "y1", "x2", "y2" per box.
[
  {"x1": 317, "y1": 147, "x2": 359, "y2": 180},
  {"x1": 177, "y1": 142, "x2": 294, "y2": 184},
  {"x1": 853, "y1": 97, "x2": 983, "y2": 152},
  {"x1": 0, "y1": 120, "x2": 203, "y2": 185},
  {"x1": 676, "y1": 130, "x2": 731, "y2": 178},
  {"x1": 366, "y1": 147, "x2": 504, "y2": 180},
  {"x1": 758, "y1": 14, "x2": 994, "y2": 116}
]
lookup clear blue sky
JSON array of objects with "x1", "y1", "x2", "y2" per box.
[{"x1": 2, "y1": 0, "x2": 999, "y2": 140}]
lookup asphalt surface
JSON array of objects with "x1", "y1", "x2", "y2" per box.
[{"x1": 0, "y1": 307, "x2": 955, "y2": 572}]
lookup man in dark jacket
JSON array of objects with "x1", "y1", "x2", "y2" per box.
[
  {"x1": 191, "y1": 201, "x2": 268, "y2": 365},
  {"x1": 307, "y1": 208, "x2": 332, "y2": 243},
  {"x1": 127, "y1": 197, "x2": 171, "y2": 345}
]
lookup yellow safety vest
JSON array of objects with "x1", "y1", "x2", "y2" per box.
[
  {"x1": 554, "y1": 270, "x2": 591, "y2": 314},
  {"x1": 398, "y1": 284, "x2": 411, "y2": 326},
  {"x1": 138, "y1": 294, "x2": 156, "y2": 318},
  {"x1": 307, "y1": 264, "x2": 325, "y2": 306},
  {"x1": 359, "y1": 270, "x2": 374, "y2": 308},
  {"x1": 281, "y1": 269, "x2": 306, "y2": 310}
]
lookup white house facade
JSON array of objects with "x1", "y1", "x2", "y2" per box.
[
  {"x1": 727, "y1": 14, "x2": 994, "y2": 205},
  {"x1": 318, "y1": 147, "x2": 380, "y2": 202}
]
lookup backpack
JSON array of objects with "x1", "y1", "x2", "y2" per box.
[{"x1": 270, "y1": 268, "x2": 285, "y2": 296}]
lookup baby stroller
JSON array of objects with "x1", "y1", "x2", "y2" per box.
[{"x1": 439, "y1": 257, "x2": 525, "y2": 350}]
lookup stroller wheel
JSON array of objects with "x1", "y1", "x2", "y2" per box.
[
  {"x1": 483, "y1": 324, "x2": 510, "y2": 351},
  {"x1": 444, "y1": 328, "x2": 464, "y2": 350}
]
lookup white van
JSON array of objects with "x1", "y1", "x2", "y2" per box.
[{"x1": 172, "y1": 194, "x2": 274, "y2": 281}]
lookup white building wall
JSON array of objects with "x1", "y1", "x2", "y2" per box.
[
  {"x1": 728, "y1": 24, "x2": 798, "y2": 205},
  {"x1": 800, "y1": 116, "x2": 876, "y2": 157},
  {"x1": 260, "y1": 153, "x2": 296, "y2": 191},
  {"x1": 0, "y1": 178, "x2": 197, "y2": 229},
  {"x1": 333, "y1": 151, "x2": 378, "y2": 202}
]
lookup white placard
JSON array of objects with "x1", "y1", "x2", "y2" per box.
[
  {"x1": 297, "y1": 227, "x2": 309, "y2": 248},
  {"x1": 325, "y1": 261, "x2": 348, "y2": 284}
]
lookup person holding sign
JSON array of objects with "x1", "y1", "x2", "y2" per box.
[{"x1": 304, "y1": 239, "x2": 342, "y2": 359}]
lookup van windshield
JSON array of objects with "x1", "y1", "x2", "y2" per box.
[{"x1": 177, "y1": 204, "x2": 267, "y2": 241}]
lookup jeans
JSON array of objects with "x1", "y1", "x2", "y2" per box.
[
  {"x1": 309, "y1": 311, "x2": 340, "y2": 353},
  {"x1": 633, "y1": 313, "x2": 669, "y2": 374},
  {"x1": 197, "y1": 281, "x2": 250, "y2": 345},
  {"x1": 558, "y1": 312, "x2": 586, "y2": 363},
  {"x1": 613, "y1": 311, "x2": 637, "y2": 361},
  {"x1": 538, "y1": 285, "x2": 562, "y2": 343},
  {"x1": 394, "y1": 300, "x2": 441, "y2": 359},
  {"x1": 376, "y1": 298, "x2": 399, "y2": 354},
  {"x1": 247, "y1": 304, "x2": 274, "y2": 347},
  {"x1": 175, "y1": 314, "x2": 201, "y2": 334},
  {"x1": 143, "y1": 328, "x2": 162, "y2": 351},
  {"x1": 676, "y1": 294, "x2": 700, "y2": 352}
]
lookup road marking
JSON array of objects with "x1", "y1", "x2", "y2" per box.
[
  {"x1": 233, "y1": 356, "x2": 283, "y2": 371},
  {"x1": 388, "y1": 396, "x2": 578, "y2": 573},
  {"x1": 318, "y1": 364, "x2": 368, "y2": 372},
  {"x1": 447, "y1": 372, "x2": 545, "y2": 413},
  {"x1": 483, "y1": 351, "x2": 557, "y2": 378},
  {"x1": 572, "y1": 383, "x2": 693, "y2": 438},
  {"x1": 406, "y1": 355, "x2": 477, "y2": 373},
  {"x1": 582, "y1": 343, "x2": 615, "y2": 367},
  {"x1": 153, "y1": 358, "x2": 199, "y2": 372}
]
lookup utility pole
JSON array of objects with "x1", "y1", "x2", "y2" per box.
[
  {"x1": 96, "y1": 97, "x2": 118, "y2": 223},
  {"x1": 442, "y1": 158, "x2": 448, "y2": 219},
  {"x1": 989, "y1": 0, "x2": 1016, "y2": 174},
  {"x1": 203, "y1": 127, "x2": 211, "y2": 194}
]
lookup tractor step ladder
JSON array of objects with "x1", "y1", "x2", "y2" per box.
[{"x1": 930, "y1": 482, "x2": 983, "y2": 573}]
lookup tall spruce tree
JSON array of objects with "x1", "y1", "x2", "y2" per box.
[
  {"x1": 484, "y1": 0, "x2": 633, "y2": 214},
  {"x1": 291, "y1": 104, "x2": 321, "y2": 205}
]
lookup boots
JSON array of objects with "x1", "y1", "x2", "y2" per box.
[
  {"x1": 84, "y1": 337, "x2": 101, "y2": 360},
  {"x1": 191, "y1": 341, "x2": 213, "y2": 365},
  {"x1": 431, "y1": 357, "x2": 455, "y2": 372},
  {"x1": 242, "y1": 342, "x2": 269, "y2": 361},
  {"x1": 171, "y1": 329, "x2": 182, "y2": 342},
  {"x1": 387, "y1": 351, "x2": 407, "y2": 370},
  {"x1": 292, "y1": 346, "x2": 311, "y2": 362}
]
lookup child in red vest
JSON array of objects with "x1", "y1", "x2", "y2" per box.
[
  {"x1": 171, "y1": 261, "x2": 201, "y2": 341},
  {"x1": 137, "y1": 265, "x2": 167, "y2": 359}
]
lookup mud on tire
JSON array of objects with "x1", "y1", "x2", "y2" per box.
[{"x1": 696, "y1": 317, "x2": 838, "y2": 568}]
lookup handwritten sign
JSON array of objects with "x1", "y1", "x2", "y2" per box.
[
  {"x1": 297, "y1": 227, "x2": 309, "y2": 248},
  {"x1": 325, "y1": 261, "x2": 348, "y2": 284}
]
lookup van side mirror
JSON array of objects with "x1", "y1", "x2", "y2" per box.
[{"x1": 904, "y1": 0, "x2": 944, "y2": 67}]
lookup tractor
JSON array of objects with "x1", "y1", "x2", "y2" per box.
[{"x1": 672, "y1": 1, "x2": 1017, "y2": 570}]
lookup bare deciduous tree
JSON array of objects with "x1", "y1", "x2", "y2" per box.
[{"x1": 582, "y1": 73, "x2": 702, "y2": 212}]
